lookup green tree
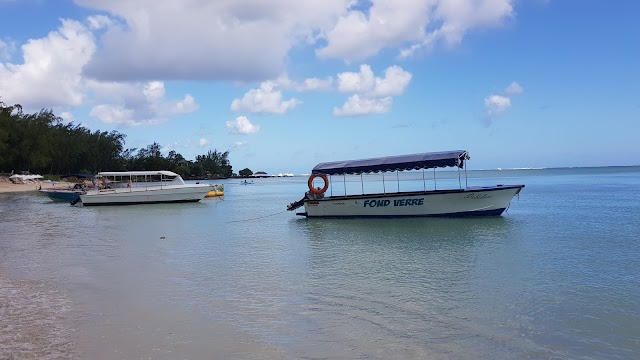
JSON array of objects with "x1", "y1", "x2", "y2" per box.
[
  {"x1": 0, "y1": 102, "x2": 234, "y2": 177},
  {"x1": 239, "y1": 168, "x2": 253, "y2": 177},
  {"x1": 195, "y1": 149, "x2": 232, "y2": 178}
]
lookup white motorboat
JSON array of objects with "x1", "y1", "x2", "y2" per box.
[
  {"x1": 76, "y1": 171, "x2": 212, "y2": 206},
  {"x1": 287, "y1": 150, "x2": 524, "y2": 218}
]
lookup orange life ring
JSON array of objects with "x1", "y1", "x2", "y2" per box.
[{"x1": 308, "y1": 174, "x2": 329, "y2": 194}]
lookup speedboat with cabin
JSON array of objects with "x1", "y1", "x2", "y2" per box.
[
  {"x1": 287, "y1": 150, "x2": 524, "y2": 218},
  {"x1": 75, "y1": 170, "x2": 213, "y2": 206}
]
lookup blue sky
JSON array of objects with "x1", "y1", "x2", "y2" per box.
[{"x1": 1, "y1": 0, "x2": 638, "y2": 174}]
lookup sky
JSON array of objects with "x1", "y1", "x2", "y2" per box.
[{"x1": 0, "y1": 0, "x2": 638, "y2": 174}]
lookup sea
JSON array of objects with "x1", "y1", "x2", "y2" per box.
[{"x1": 1, "y1": 166, "x2": 639, "y2": 360}]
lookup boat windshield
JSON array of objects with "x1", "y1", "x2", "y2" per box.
[{"x1": 170, "y1": 175, "x2": 186, "y2": 185}]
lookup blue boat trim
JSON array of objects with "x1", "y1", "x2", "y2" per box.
[
  {"x1": 80, "y1": 199, "x2": 201, "y2": 206},
  {"x1": 41, "y1": 190, "x2": 82, "y2": 201},
  {"x1": 300, "y1": 208, "x2": 507, "y2": 218}
]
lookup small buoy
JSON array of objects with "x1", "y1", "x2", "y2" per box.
[{"x1": 160, "y1": 236, "x2": 166, "y2": 239}]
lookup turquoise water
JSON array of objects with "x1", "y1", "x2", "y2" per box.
[{"x1": 1, "y1": 166, "x2": 639, "y2": 359}]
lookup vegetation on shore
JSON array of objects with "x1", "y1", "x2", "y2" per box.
[{"x1": 0, "y1": 102, "x2": 232, "y2": 178}]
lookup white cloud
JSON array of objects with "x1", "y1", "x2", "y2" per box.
[
  {"x1": 401, "y1": 0, "x2": 515, "y2": 58},
  {"x1": 483, "y1": 81, "x2": 524, "y2": 124},
  {"x1": 173, "y1": 94, "x2": 199, "y2": 114},
  {"x1": 231, "y1": 65, "x2": 408, "y2": 117},
  {"x1": 334, "y1": 64, "x2": 410, "y2": 116},
  {"x1": 0, "y1": 39, "x2": 15, "y2": 62},
  {"x1": 90, "y1": 104, "x2": 138, "y2": 127},
  {"x1": 233, "y1": 141, "x2": 248, "y2": 148},
  {"x1": 77, "y1": 0, "x2": 352, "y2": 81},
  {"x1": 317, "y1": 2, "x2": 427, "y2": 61},
  {"x1": 318, "y1": 0, "x2": 514, "y2": 61},
  {"x1": 505, "y1": 81, "x2": 524, "y2": 95},
  {"x1": 143, "y1": 81, "x2": 165, "y2": 102},
  {"x1": 275, "y1": 74, "x2": 333, "y2": 91},
  {"x1": 333, "y1": 95, "x2": 392, "y2": 116},
  {"x1": 86, "y1": 80, "x2": 199, "y2": 127},
  {"x1": 337, "y1": 65, "x2": 375, "y2": 93},
  {"x1": 89, "y1": 103, "x2": 171, "y2": 128},
  {"x1": 59, "y1": 111, "x2": 75, "y2": 124},
  {"x1": 484, "y1": 95, "x2": 511, "y2": 117},
  {"x1": 226, "y1": 116, "x2": 260, "y2": 135},
  {"x1": 337, "y1": 64, "x2": 411, "y2": 96},
  {"x1": 74, "y1": 0, "x2": 512, "y2": 82},
  {"x1": 86, "y1": 15, "x2": 113, "y2": 30},
  {"x1": 230, "y1": 82, "x2": 300, "y2": 114},
  {"x1": 0, "y1": 18, "x2": 198, "y2": 128},
  {"x1": 0, "y1": 19, "x2": 95, "y2": 109},
  {"x1": 1, "y1": 1, "x2": 519, "y2": 128},
  {"x1": 199, "y1": 138, "x2": 208, "y2": 147},
  {"x1": 373, "y1": 65, "x2": 412, "y2": 97}
]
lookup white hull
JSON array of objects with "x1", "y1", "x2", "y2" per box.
[
  {"x1": 301, "y1": 185, "x2": 523, "y2": 218},
  {"x1": 79, "y1": 184, "x2": 211, "y2": 206}
]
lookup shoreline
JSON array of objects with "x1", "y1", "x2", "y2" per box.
[{"x1": 0, "y1": 177, "x2": 59, "y2": 194}]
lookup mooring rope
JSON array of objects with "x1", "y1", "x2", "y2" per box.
[{"x1": 226, "y1": 209, "x2": 289, "y2": 223}]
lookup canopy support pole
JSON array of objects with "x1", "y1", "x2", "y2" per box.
[
  {"x1": 458, "y1": 166, "x2": 462, "y2": 190},
  {"x1": 382, "y1": 173, "x2": 386, "y2": 194},
  {"x1": 330, "y1": 175, "x2": 333, "y2": 197},
  {"x1": 464, "y1": 161, "x2": 468, "y2": 188},
  {"x1": 433, "y1": 168, "x2": 437, "y2": 190},
  {"x1": 361, "y1": 174, "x2": 364, "y2": 194},
  {"x1": 396, "y1": 171, "x2": 400, "y2": 193},
  {"x1": 422, "y1": 169, "x2": 426, "y2": 192},
  {"x1": 343, "y1": 174, "x2": 346, "y2": 196}
]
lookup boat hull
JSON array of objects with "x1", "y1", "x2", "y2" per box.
[
  {"x1": 300, "y1": 185, "x2": 524, "y2": 218},
  {"x1": 40, "y1": 189, "x2": 82, "y2": 202},
  {"x1": 79, "y1": 185, "x2": 211, "y2": 206}
]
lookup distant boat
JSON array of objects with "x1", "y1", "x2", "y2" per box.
[
  {"x1": 75, "y1": 171, "x2": 212, "y2": 206},
  {"x1": 240, "y1": 180, "x2": 254, "y2": 185},
  {"x1": 287, "y1": 150, "x2": 524, "y2": 218}
]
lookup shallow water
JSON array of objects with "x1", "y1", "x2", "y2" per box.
[{"x1": 1, "y1": 167, "x2": 639, "y2": 359}]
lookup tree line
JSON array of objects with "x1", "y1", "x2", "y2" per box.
[{"x1": 0, "y1": 102, "x2": 232, "y2": 178}]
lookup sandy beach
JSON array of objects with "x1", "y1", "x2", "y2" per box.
[{"x1": 0, "y1": 177, "x2": 59, "y2": 193}]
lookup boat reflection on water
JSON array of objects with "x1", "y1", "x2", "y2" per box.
[
  {"x1": 296, "y1": 215, "x2": 516, "y2": 250},
  {"x1": 286, "y1": 215, "x2": 529, "y2": 360}
]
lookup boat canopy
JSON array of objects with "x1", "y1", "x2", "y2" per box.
[
  {"x1": 312, "y1": 150, "x2": 469, "y2": 175},
  {"x1": 61, "y1": 174, "x2": 94, "y2": 179},
  {"x1": 97, "y1": 171, "x2": 180, "y2": 177}
]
